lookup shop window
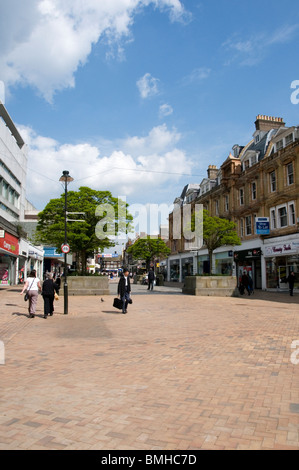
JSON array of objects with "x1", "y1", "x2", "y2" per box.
[
  {"x1": 270, "y1": 171, "x2": 276, "y2": 192},
  {"x1": 286, "y1": 162, "x2": 294, "y2": 186}
]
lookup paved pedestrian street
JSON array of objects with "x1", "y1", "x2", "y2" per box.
[{"x1": 0, "y1": 285, "x2": 299, "y2": 450}]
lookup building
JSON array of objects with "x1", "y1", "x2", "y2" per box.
[
  {"x1": 0, "y1": 100, "x2": 43, "y2": 284},
  {"x1": 167, "y1": 115, "x2": 299, "y2": 291}
]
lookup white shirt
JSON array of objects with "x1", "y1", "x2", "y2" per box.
[{"x1": 26, "y1": 277, "x2": 40, "y2": 291}]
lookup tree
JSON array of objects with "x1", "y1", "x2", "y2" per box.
[
  {"x1": 35, "y1": 186, "x2": 133, "y2": 274},
  {"x1": 192, "y1": 209, "x2": 241, "y2": 274},
  {"x1": 126, "y1": 236, "x2": 171, "y2": 271}
]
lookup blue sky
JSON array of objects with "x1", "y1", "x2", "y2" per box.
[{"x1": 1, "y1": 0, "x2": 299, "y2": 229}]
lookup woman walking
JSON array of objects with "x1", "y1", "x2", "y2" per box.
[
  {"x1": 42, "y1": 272, "x2": 59, "y2": 318},
  {"x1": 20, "y1": 270, "x2": 42, "y2": 318}
]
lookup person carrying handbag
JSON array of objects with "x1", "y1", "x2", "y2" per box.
[
  {"x1": 42, "y1": 272, "x2": 59, "y2": 318},
  {"x1": 20, "y1": 270, "x2": 42, "y2": 318}
]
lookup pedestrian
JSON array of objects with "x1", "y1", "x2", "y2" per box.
[
  {"x1": 241, "y1": 271, "x2": 251, "y2": 295},
  {"x1": 20, "y1": 270, "x2": 42, "y2": 318},
  {"x1": 147, "y1": 268, "x2": 155, "y2": 291},
  {"x1": 248, "y1": 275, "x2": 254, "y2": 295},
  {"x1": 117, "y1": 268, "x2": 131, "y2": 314},
  {"x1": 287, "y1": 271, "x2": 295, "y2": 296},
  {"x1": 42, "y1": 272, "x2": 59, "y2": 318},
  {"x1": 55, "y1": 275, "x2": 61, "y2": 294}
]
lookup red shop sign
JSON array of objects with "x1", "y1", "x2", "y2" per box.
[{"x1": 0, "y1": 231, "x2": 19, "y2": 256}]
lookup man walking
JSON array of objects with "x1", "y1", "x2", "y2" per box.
[
  {"x1": 147, "y1": 268, "x2": 155, "y2": 291},
  {"x1": 118, "y1": 268, "x2": 131, "y2": 314}
]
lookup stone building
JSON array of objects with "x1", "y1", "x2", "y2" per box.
[{"x1": 167, "y1": 115, "x2": 299, "y2": 291}]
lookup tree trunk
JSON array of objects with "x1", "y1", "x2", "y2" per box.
[{"x1": 209, "y1": 250, "x2": 213, "y2": 275}]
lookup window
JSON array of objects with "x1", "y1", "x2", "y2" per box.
[
  {"x1": 225, "y1": 195, "x2": 229, "y2": 212},
  {"x1": 239, "y1": 188, "x2": 244, "y2": 206},
  {"x1": 278, "y1": 206, "x2": 288, "y2": 228},
  {"x1": 245, "y1": 216, "x2": 252, "y2": 236},
  {"x1": 270, "y1": 209, "x2": 276, "y2": 230},
  {"x1": 276, "y1": 140, "x2": 283, "y2": 151},
  {"x1": 240, "y1": 219, "x2": 244, "y2": 238},
  {"x1": 270, "y1": 171, "x2": 276, "y2": 192},
  {"x1": 255, "y1": 135, "x2": 260, "y2": 144},
  {"x1": 285, "y1": 134, "x2": 293, "y2": 146},
  {"x1": 287, "y1": 162, "x2": 294, "y2": 186},
  {"x1": 252, "y1": 181, "x2": 257, "y2": 200},
  {"x1": 288, "y1": 203, "x2": 296, "y2": 226},
  {"x1": 215, "y1": 200, "x2": 219, "y2": 215}
]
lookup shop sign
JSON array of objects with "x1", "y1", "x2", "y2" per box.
[
  {"x1": 0, "y1": 232, "x2": 19, "y2": 255},
  {"x1": 0, "y1": 230, "x2": 5, "y2": 238},
  {"x1": 256, "y1": 217, "x2": 270, "y2": 235},
  {"x1": 265, "y1": 242, "x2": 298, "y2": 256},
  {"x1": 234, "y1": 248, "x2": 262, "y2": 262}
]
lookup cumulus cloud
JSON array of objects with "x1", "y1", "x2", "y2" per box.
[
  {"x1": 0, "y1": 0, "x2": 187, "y2": 101},
  {"x1": 19, "y1": 123, "x2": 191, "y2": 209},
  {"x1": 136, "y1": 73, "x2": 160, "y2": 99}
]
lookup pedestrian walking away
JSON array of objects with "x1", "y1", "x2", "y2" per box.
[
  {"x1": 118, "y1": 268, "x2": 131, "y2": 314},
  {"x1": 42, "y1": 272, "x2": 59, "y2": 318},
  {"x1": 287, "y1": 271, "x2": 296, "y2": 296},
  {"x1": 55, "y1": 275, "x2": 61, "y2": 294},
  {"x1": 241, "y1": 271, "x2": 251, "y2": 295},
  {"x1": 20, "y1": 270, "x2": 42, "y2": 318},
  {"x1": 147, "y1": 268, "x2": 155, "y2": 291}
]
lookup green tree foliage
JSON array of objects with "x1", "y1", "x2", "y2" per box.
[
  {"x1": 35, "y1": 187, "x2": 133, "y2": 274},
  {"x1": 127, "y1": 236, "x2": 171, "y2": 270},
  {"x1": 192, "y1": 209, "x2": 241, "y2": 274}
]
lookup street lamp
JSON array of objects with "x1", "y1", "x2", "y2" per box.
[{"x1": 59, "y1": 170, "x2": 74, "y2": 315}]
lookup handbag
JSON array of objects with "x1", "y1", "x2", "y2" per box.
[
  {"x1": 24, "y1": 278, "x2": 35, "y2": 302},
  {"x1": 54, "y1": 292, "x2": 59, "y2": 301},
  {"x1": 113, "y1": 297, "x2": 123, "y2": 310}
]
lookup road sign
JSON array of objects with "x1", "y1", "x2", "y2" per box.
[{"x1": 61, "y1": 243, "x2": 70, "y2": 254}]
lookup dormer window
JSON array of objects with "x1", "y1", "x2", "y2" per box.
[{"x1": 255, "y1": 135, "x2": 260, "y2": 144}]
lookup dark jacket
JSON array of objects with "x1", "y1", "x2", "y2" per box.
[
  {"x1": 42, "y1": 279, "x2": 58, "y2": 297},
  {"x1": 287, "y1": 274, "x2": 295, "y2": 288},
  {"x1": 118, "y1": 275, "x2": 131, "y2": 297},
  {"x1": 148, "y1": 270, "x2": 155, "y2": 281},
  {"x1": 241, "y1": 274, "x2": 249, "y2": 286}
]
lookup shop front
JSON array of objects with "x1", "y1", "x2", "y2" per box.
[
  {"x1": 234, "y1": 247, "x2": 262, "y2": 289},
  {"x1": 264, "y1": 237, "x2": 299, "y2": 290},
  {"x1": 0, "y1": 230, "x2": 19, "y2": 285},
  {"x1": 168, "y1": 253, "x2": 196, "y2": 282}
]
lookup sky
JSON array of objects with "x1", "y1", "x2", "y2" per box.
[{"x1": 0, "y1": 0, "x2": 299, "y2": 238}]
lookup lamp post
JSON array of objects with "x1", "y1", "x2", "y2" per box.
[{"x1": 59, "y1": 170, "x2": 74, "y2": 315}]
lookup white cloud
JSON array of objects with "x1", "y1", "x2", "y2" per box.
[
  {"x1": 136, "y1": 73, "x2": 160, "y2": 99},
  {"x1": 223, "y1": 24, "x2": 299, "y2": 66},
  {"x1": 0, "y1": 0, "x2": 187, "y2": 101},
  {"x1": 159, "y1": 103, "x2": 173, "y2": 118},
  {"x1": 19, "y1": 123, "x2": 191, "y2": 209},
  {"x1": 182, "y1": 67, "x2": 211, "y2": 85}
]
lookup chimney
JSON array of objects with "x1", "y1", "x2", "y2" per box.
[
  {"x1": 255, "y1": 115, "x2": 285, "y2": 132},
  {"x1": 207, "y1": 165, "x2": 218, "y2": 180}
]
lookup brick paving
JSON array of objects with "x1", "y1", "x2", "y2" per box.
[{"x1": 0, "y1": 284, "x2": 299, "y2": 450}]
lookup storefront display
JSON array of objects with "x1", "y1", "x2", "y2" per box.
[{"x1": 0, "y1": 231, "x2": 19, "y2": 285}]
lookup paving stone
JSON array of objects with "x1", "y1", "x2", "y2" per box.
[{"x1": 0, "y1": 285, "x2": 298, "y2": 449}]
